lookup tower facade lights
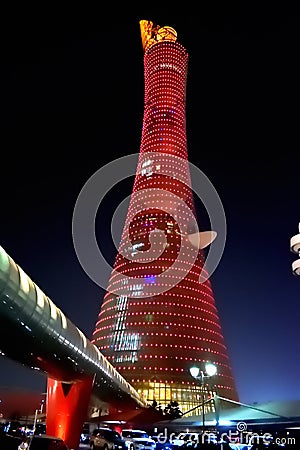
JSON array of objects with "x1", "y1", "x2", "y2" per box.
[{"x1": 91, "y1": 20, "x2": 238, "y2": 413}]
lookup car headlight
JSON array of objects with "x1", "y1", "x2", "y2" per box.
[{"x1": 18, "y1": 443, "x2": 29, "y2": 450}]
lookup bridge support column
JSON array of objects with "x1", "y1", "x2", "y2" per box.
[{"x1": 46, "y1": 375, "x2": 95, "y2": 450}]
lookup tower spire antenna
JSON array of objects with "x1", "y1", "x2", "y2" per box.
[{"x1": 140, "y1": 19, "x2": 177, "y2": 52}]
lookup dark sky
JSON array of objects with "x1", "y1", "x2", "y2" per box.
[{"x1": 0, "y1": 14, "x2": 299, "y2": 410}]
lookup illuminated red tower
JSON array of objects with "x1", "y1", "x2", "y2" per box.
[{"x1": 91, "y1": 20, "x2": 238, "y2": 413}]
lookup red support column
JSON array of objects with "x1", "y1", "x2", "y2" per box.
[{"x1": 46, "y1": 375, "x2": 95, "y2": 450}]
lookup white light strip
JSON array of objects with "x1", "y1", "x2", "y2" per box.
[
  {"x1": 77, "y1": 328, "x2": 87, "y2": 348},
  {"x1": 18, "y1": 266, "x2": 30, "y2": 294},
  {"x1": 35, "y1": 285, "x2": 45, "y2": 308},
  {"x1": 48, "y1": 297, "x2": 57, "y2": 320}
]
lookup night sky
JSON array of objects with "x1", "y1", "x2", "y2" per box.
[{"x1": 0, "y1": 14, "x2": 299, "y2": 410}]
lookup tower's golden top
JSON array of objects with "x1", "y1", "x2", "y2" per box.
[{"x1": 140, "y1": 20, "x2": 177, "y2": 52}]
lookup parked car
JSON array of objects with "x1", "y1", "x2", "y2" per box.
[
  {"x1": 150, "y1": 435, "x2": 177, "y2": 450},
  {"x1": 90, "y1": 427, "x2": 127, "y2": 450},
  {"x1": 17, "y1": 434, "x2": 69, "y2": 450},
  {"x1": 81, "y1": 423, "x2": 91, "y2": 443},
  {"x1": 4, "y1": 421, "x2": 24, "y2": 437},
  {"x1": 23, "y1": 423, "x2": 46, "y2": 436},
  {"x1": 0, "y1": 431, "x2": 22, "y2": 450},
  {"x1": 121, "y1": 429, "x2": 156, "y2": 450},
  {"x1": 169, "y1": 433, "x2": 195, "y2": 447}
]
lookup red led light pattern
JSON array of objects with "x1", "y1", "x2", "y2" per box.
[{"x1": 91, "y1": 33, "x2": 238, "y2": 412}]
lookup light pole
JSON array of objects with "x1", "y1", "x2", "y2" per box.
[
  {"x1": 33, "y1": 396, "x2": 46, "y2": 434},
  {"x1": 189, "y1": 362, "x2": 217, "y2": 429},
  {"x1": 290, "y1": 223, "x2": 300, "y2": 275}
]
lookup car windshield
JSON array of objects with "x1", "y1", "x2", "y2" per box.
[
  {"x1": 103, "y1": 430, "x2": 121, "y2": 440},
  {"x1": 122, "y1": 431, "x2": 149, "y2": 439},
  {"x1": 29, "y1": 436, "x2": 68, "y2": 450}
]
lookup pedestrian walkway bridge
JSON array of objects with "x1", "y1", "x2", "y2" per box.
[{"x1": 0, "y1": 245, "x2": 147, "y2": 448}]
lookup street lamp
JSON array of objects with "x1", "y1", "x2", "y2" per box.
[
  {"x1": 189, "y1": 362, "x2": 217, "y2": 429},
  {"x1": 290, "y1": 223, "x2": 300, "y2": 275}
]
